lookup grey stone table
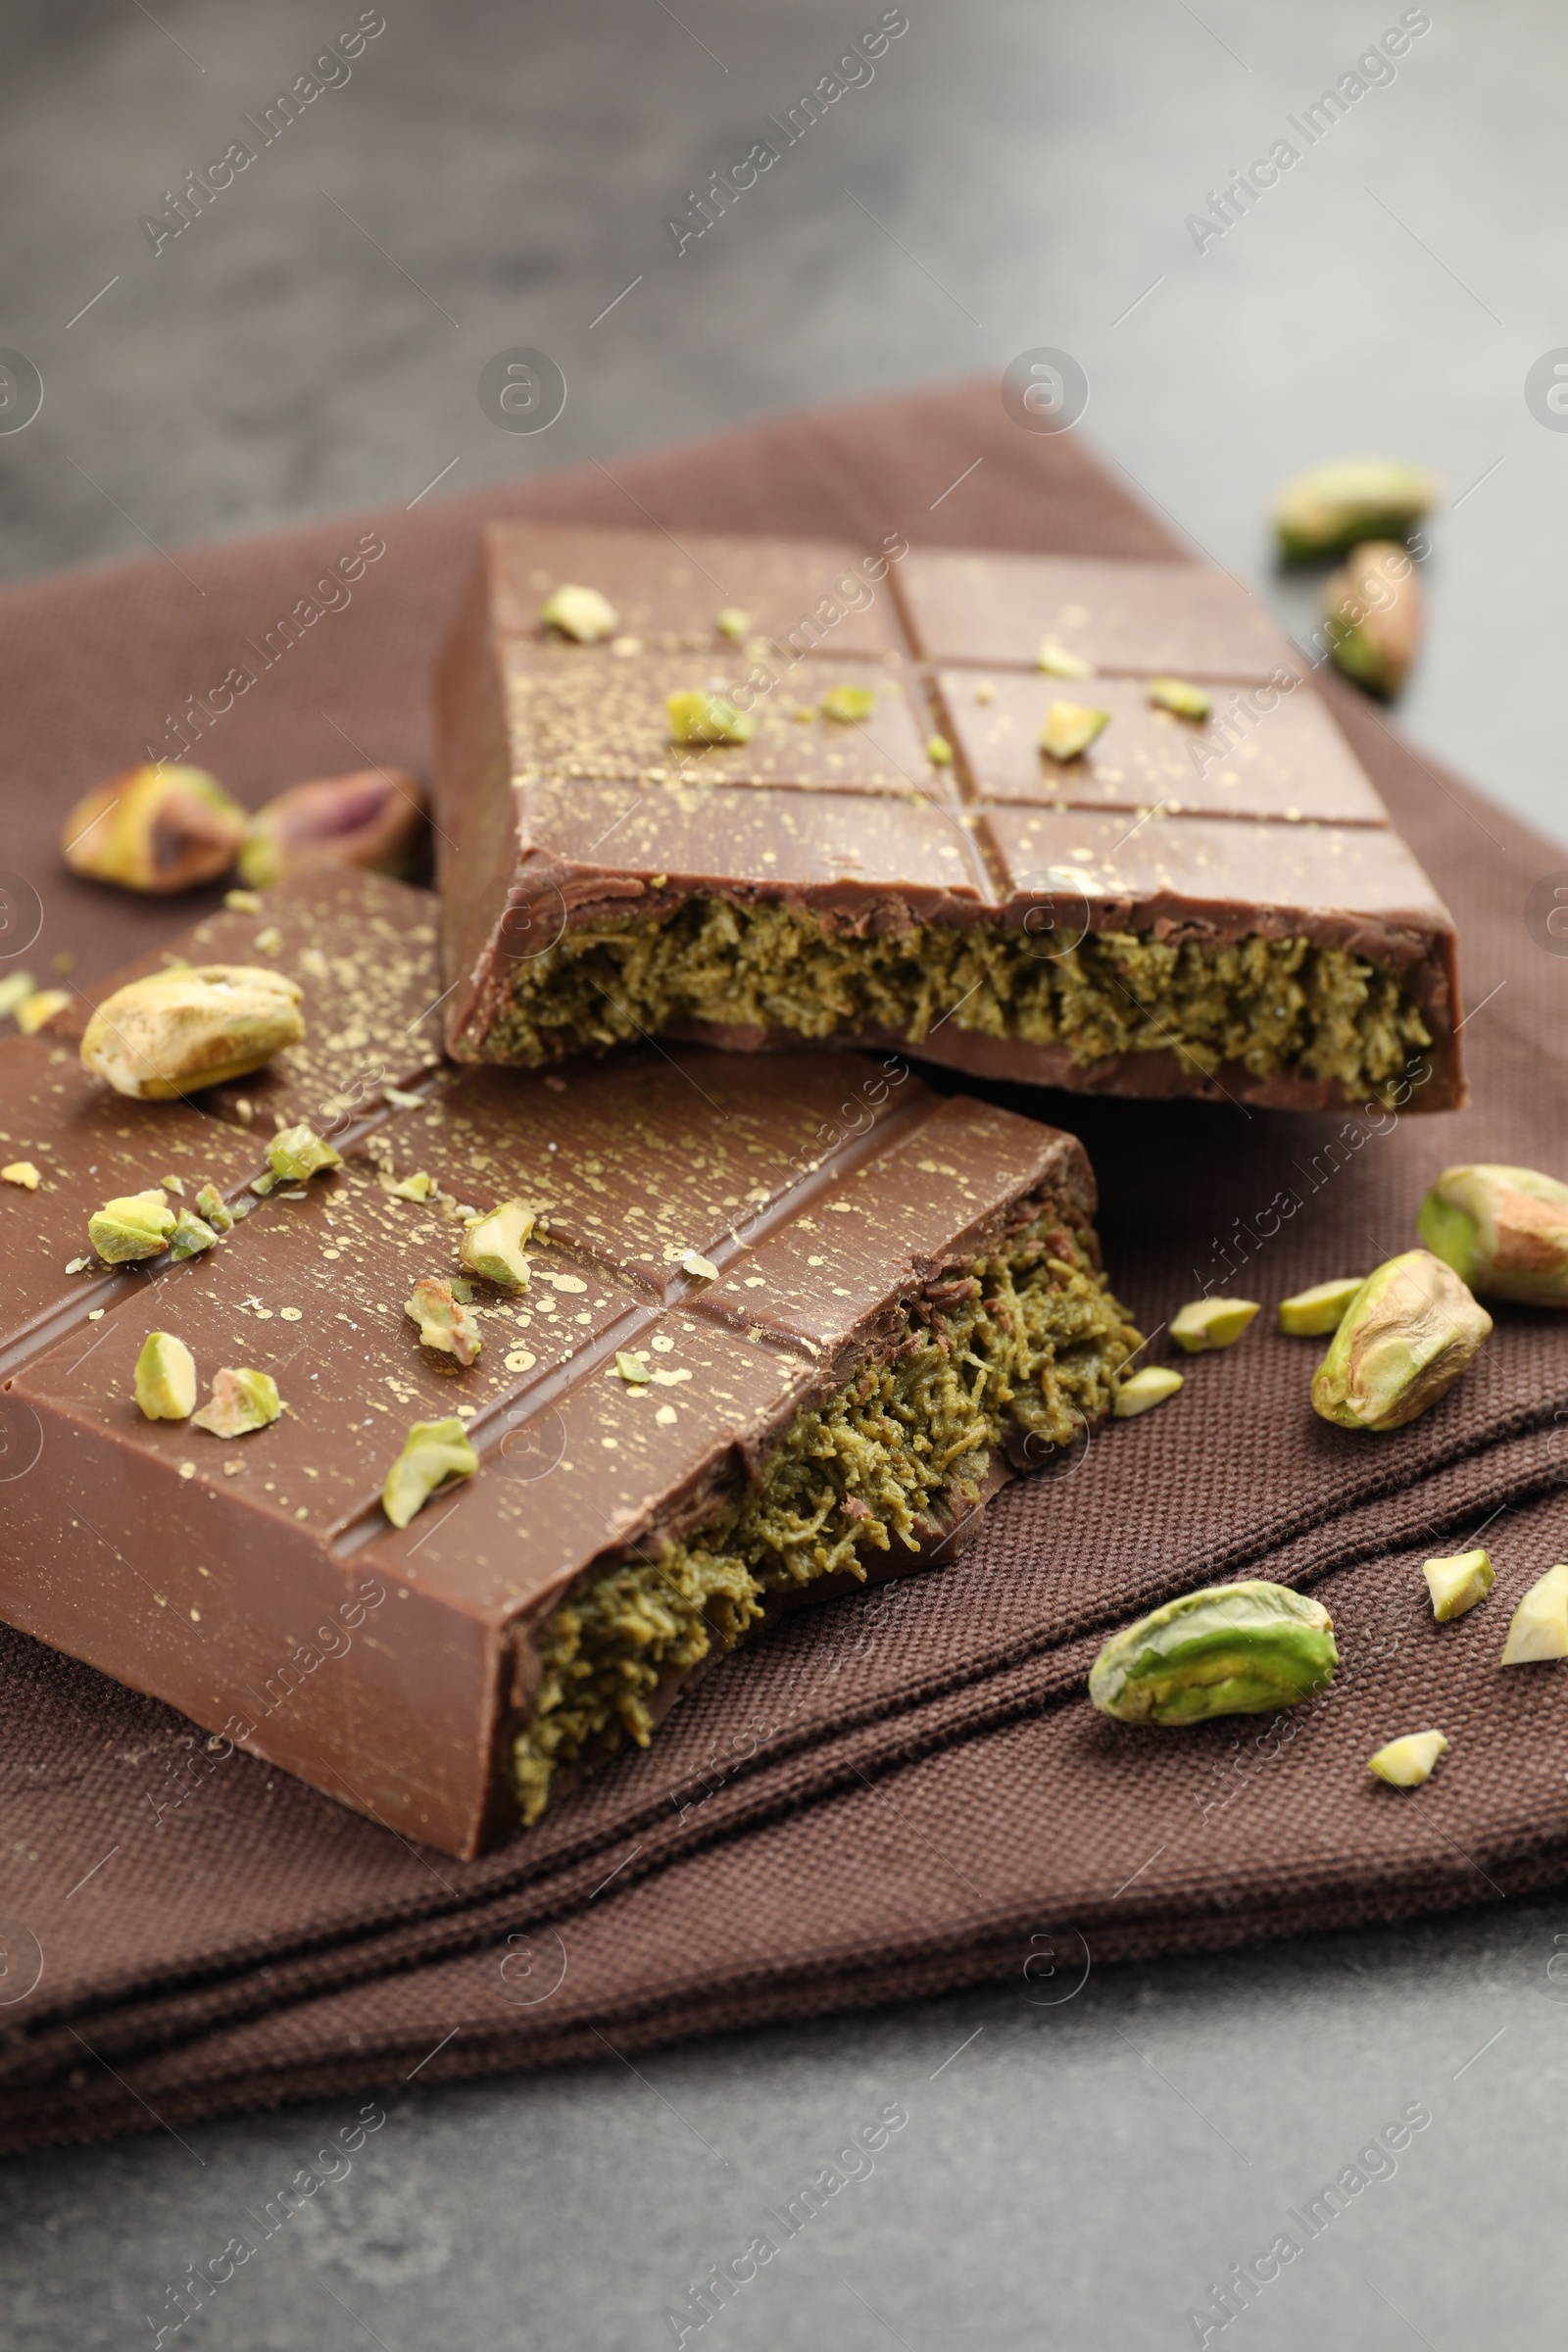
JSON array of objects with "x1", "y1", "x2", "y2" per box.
[{"x1": 2, "y1": 2, "x2": 1565, "y2": 2343}]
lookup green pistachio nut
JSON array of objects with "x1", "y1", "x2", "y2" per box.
[
  {"x1": 1368, "y1": 1730, "x2": 1447, "y2": 1788},
  {"x1": 1417, "y1": 1162, "x2": 1568, "y2": 1306},
  {"x1": 89, "y1": 1187, "x2": 177, "y2": 1263},
  {"x1": 134, "y1": 1330, "x2": 197, "y2": 1421},
  {"x1": 1039, "y1": 700, "x2": 1110, "y2": 761},
  {"x1": 406, "y1": 1277, "x2": 483, "y2": 1365},
  {"x1": 819, "y1": 684, "x2": 876, "y2": 724},
  {"x1": 1170, "y1": 1298, "x2": 1259, "y2": 1353},
  {"x1": 1089, "y1": 1580, "x2": 1338, "y2": 1724},
  {"x1": 1272, "y1": 458, "x2": 1441, "y2": 559},
  {"x1": 1423, "y1": 1546, "x2": 1494, "y2": 1622},
  {"x1": 540, "y1": 583, "x2": 618, "y2": 642},
  {"x1": 1310, "y1": 1250, "x2": 1492, "y2": 1432},
  {"x1": 1323, "y1": 541, "x2": 1424, "y2": 698},
  {"x1": 382, "y1": 1416, "x2": 479, "y2": 1529},
  {"x1": 1499, "y1": 1564, "x2": 1568, "y2": 1665},
  {"x1": 168, "y1": 1208, "x2": 220, "y2": 1262},
  {"x1": 1278, "y1": 1276, "x2": 1365, "y2": 1337},
  {"x1": 460, "y1": 1199, "x2": 534, "y2": 1292},
  {"x1": 191, "y1": 1366, "x2": 281, "y2": 1438},
  {"x1": 1146, "y1": 676, "x2": 1212, "y2": 720},
  {"x1": 666, "y1": 690, "x2": 757, "y2": 746},
  {"x1": 1112, "y1": 1366, "x2": 1184, "y2": 1419},
  {"x1": 268, "y1": 1122, "x2": 343, "y2": 1182},
  {"x1": 80, "y1": 964, "x2": 305, "y2": 1101}
]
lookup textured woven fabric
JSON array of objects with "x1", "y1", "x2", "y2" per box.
[{"x1": 3, "y1": 380, "x2": 1565, "y2": 2153}]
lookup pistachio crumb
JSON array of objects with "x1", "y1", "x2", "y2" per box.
[
  {"x1": 1, "y1": 1161, "x2": 40, "y2": 1190},
  {"x1": 680, "y1": 1250, "x2": 719, "y2": 1280}
]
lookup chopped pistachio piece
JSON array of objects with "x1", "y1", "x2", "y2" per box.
[
  {"x1": 390, "y1": 1170, "x2": 437, "y2": 1201},
  {"x1": 223, "y1": 888, "x2": 264, "y2": 912},
  {"x1": 194, "y1": 1183, "x2": 234, "y2": 1233},
  {"x1": 1499, "y1": 1564, "x2": 1568, "y2": 1665},
  {"x1": 1090, "y1": 1580, "x2": 1337, "y2": 1723},
  {"x1": 89, "y1": 1187, "x2": 177, "y2": 1264},
  {"x1": 1423, "y1": 1546, "x2": 1494, "y2": 1622},
  {"x1": 665, "y1": 691, "x2": 756, "y2": 746},
  {"x1": 405, "y1": 1277, "x2": 482, "y2": 1366},
  {"x1": 615, "y1": 1350, "x2": 652, "y2": 1385},
  {"x1": 80, "y1": 964, "x2": 304, "y2": 1100},
  {"x1": 819, "y1": 684, "x2": 876, "y2": 724},
  {"x1": 1417, "y1": 1163, "x2": 1568, "y2": 1307},
  {"x1": 1278, "y1": 1276, "x2": 1364, "y2": 1337},
  {"x1": 460, "y1": 1198, "x2": 534, "y2": 1292},
  {"x1": 1039, "y1": 701, "x2": 1111, "y2": 761},
  {"x1": 191, "y1": 1366, "x2": 281, "y2": 1438},
  {"x1": 926, "y1": 734, "x2": 954, "y2": 765},
  {"x1": 1323, "y1": 541, "x2": 1424, "y2": 698},
  {"x1": 1170, "y1": 1298, "x2": 1259, "y2": 1353},
  {"x1": 134, "y1": 1331, "x2": 197, "y2": 1421},
  {"x1": 0, "y1": 971, "x2": 35, "y2": 1019},
  {"x1": 268, "y1": 1122, "x2": 342, "y2": 1182},
  {"x1": 680, "y1": 1249, "x2": 719, "y2": 1280},
  {"x1": 715, "y1": 607, "x2": 752, "y2": 639},
  {"x1": 1368, "y1": 1731, "x2": 1447, "y2": 1788},
  {"x1": 1112, "y1": 1366, "x2": 1184, "y2": 1419},
  {"x1": 1146, "y1": 676, "x2": 1212, "y2": 720},
  {"x1": 1311, "y1": 1251, "x2": 1492, "y2": 1432},
  {"x1": 382, "y1": 1416, "x2": 479, "y2": 1529},
  {"x1": 168, "y1": 1208, "x2": 220, "y2": 1262},
  {"x1": 1, "y1": 1160, "x2": 40, "y2": 1190},
  {"x1": 540, "y1": 583, "x2": 619, "y2": 643},
  {"x1": 1273, "y1": 458, "x2": 1440, "y2": 559},
  {"x1": 1036, "y1": 636, "x2": 1094, "y2": 679},
  {"x1": 16, "y1": 990, "x2": 70, "y2": 1036},
  {"x1": 160, "y1": 1174, "x2": 185, "y2": 1197}
]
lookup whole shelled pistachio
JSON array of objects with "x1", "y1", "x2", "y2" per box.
[
  {"x1": 1089, "y1": 1579, "x2": 1337, "y2": 1724},
  {"x1": 1417, "y1": 1162, "x2": 1568, "y2": 1306},
  {"x1": 1323, "y1": 541, "x2": 1425, "y2": 698},
  {"x1": 81, "y1": 965, "x2": 304, "y2": 1101},
  {"x1": 61, "y1": 762, "x2": 247, "y2": 895},
  {"x1": 1310, "y1": 1250, "x2": 1492, "y2": 1432},
  {"x1": 239, "y1": 768, "x2": 429, "y2": 890}
]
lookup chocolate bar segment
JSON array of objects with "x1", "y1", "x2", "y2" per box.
[
  {"x1": 0, "y1": 877, "x2": 1137, "y2": 1856},
  {"x1": 438, "y1": 524, "x2": 1463, "y2": 1111}
]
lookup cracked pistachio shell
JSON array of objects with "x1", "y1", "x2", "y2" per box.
[
  {"x1": 268, "y1": 1122, "x2": 342, "y2": 1181},
  {"x1": 1272, "y1": 458, "x2": 1441, "y2": 559},
  {"x1": 406, "y1": 1278, "x2": 483, "y2": 1366},
  {"x1": 1170, "y1": 1298, "x2": 1258, "y2": 1353},
  {"x1": 1324, "y1": 541, "x2": 1424, "y2": 698},
  {"x1": 1368, "y1": 1731, "x2": 1447, "y2": 1788},
  {"x1": 665, "y1": 690, "x2": 756, "y2": 746},
  {"x1": 460, "y1": 1199, "x2": 533, "y2": 1292},
  {"x1": 1423, "y1": 1546, "x2": 1494, "y2": 1622},
  {"x1": 1499, "y1": 1564, "x2": 1568, "y2": 1665},
  {"x1": 1090, "y1": 1580, "x2": 1337, "y2": 1724},
  {"x1": 1039, "y1": 701, "x2": 1110, "y2": 761},
  {"x1": 1112, "y1": 1366, "x2": 1184, "y2": 1418},
  {"x1": 191, "y1": 1366, "x2": 281, "y2": 1438},
  {"x1": 1418, "y1": 1162, "x2": 1568, "y2": 1306},
  {"x1": 81, "y1": 964, "x2": 304, "y2": 1101},
  {"x1": 134, "y1": 1331, "x2": 197, "y2": 1421},
  {"x1": 382, "y1": 1416, "x2": 479, "y2": 1529},
  {"x1": 89, "y1": 1188, "x2": 176, "y2": 1263},
  {"x1": 1310, "y1": 1250, "x2": 1492, "y2": 1432},
  {"x1": 540, "y1": 583, "x2": 618, "y2": 642},
  {"x1": 61, "y1": 762, "x2": 247, "y2": 895},
  {"x1": 1278, "y1": 1276, "x2": 1365, "y2": 1337}
]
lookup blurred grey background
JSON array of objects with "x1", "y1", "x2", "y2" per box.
[{"x1": 3, "y1": 4, "x2": 1566, "y2": 2347}]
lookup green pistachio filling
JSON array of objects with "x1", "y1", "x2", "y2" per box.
[
  {"x1": 485, "y1": 899, "x2": 1433, "y2": 1101},
  {"x1": 512, "y1": 1208, "x2": 1140, "y2": 1824}
]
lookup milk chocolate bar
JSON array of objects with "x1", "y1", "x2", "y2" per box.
[
  {"x1": 0, "y1": 875, "x2": 1137, "y2": 1856},
  {"x1": 437, "y1": 522, "x2": 1463, "y2": 1112}
]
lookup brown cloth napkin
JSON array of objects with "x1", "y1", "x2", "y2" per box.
[{"x1": 4, "y1": 381, "x2": 1567, "y2": 2154}]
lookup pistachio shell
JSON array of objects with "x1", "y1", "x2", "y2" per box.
[
  {"x1": 81, "y1": 964, "x2": 304, "y2": 1101},
  {"x1": 1090, "y1": 1580, "x2": 1337, "y2": 1724},
  {"x1": 1310, "y1": 1250, "x2": 1492, "y2": 1432},
  {"x1": 134, "y1": 1331, "x2": 197, "y2": 1421},
  {"x1": 1418, "y1": 1162, "x2": 1568, "y2": 1306},
  {"x1": 382, "y1": 1416, "x2": 479, "y2": 1528},
  {"x1": 61, "y1": 763, "x2": 247, "y2": 894},
  {"x1": 1273, "y1": 459, "x2": 1441, "y2": 559}
]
